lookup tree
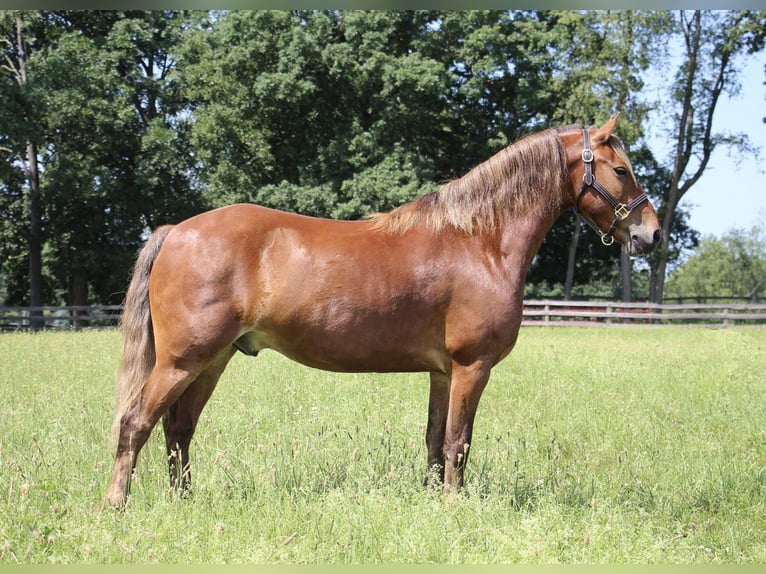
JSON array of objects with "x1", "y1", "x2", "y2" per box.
[
  {"x1": 0, "y1": 11, "x2": 201, "y2": 311},
  {"x1": 0, "y1": 12, "x2": 45, "y2": 326},
  {"x1": 649, "y1": 10, "x2": 765, "y2": 303},
  {"x1": 39, "y1": 11, "x2": 202, "y2": 308},
  {"x1": 178, "y1": 10, "x2": 559, "y2": 219},
  {"x1": 664, "y1": 222, "x2": 766, "y2": 303}
]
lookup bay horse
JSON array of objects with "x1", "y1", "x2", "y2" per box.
[{"x1": 107, "y1": 116, "x2": 660, "y2": 507}]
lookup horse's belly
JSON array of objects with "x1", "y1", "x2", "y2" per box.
[{"x1": 235, "y1": 325, "x2": 447, "y2": 374}]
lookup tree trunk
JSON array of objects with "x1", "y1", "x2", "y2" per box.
[
  {"x1": 620, "y1": 246, "x2": 632, "y2": 302},
  {"x1": 13, "y1": 17, "x2": 44, "y2": 329},
  {"x1": 614, "y1": 12, "x2": 635, "y2": 304},
  {"x1": 68, "y1": 270, "x2": 89, "y2": 329},
  {"x1": 565, "y1": 215, "x2": 581, "y2": 300},
  {"x1": 26, "y1": 140, "x2": 43, "y2": 330},
  {"x1": 650, "y1": 10, "x2": 745, "y2": 302}
]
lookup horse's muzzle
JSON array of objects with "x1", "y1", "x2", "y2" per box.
[{"x1": 628, "y1": 226, "x2": 661, "y2": 256}]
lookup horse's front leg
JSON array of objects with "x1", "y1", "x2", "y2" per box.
[
  {"x1": 424, "y1": 371, "x2": 450, "y2": 486},
  {"x1": 442, "y1": 361, "x2": 491, "y2": 494}
]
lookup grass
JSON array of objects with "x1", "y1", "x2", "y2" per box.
[{"x1": 0, "y1": 326, "x2": 764, "y2": 563}]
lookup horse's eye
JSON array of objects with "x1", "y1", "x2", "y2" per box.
[{"x1": 614, "y1": 167, "x2": 628, "y2": 177}]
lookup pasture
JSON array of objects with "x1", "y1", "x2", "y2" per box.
[{"x1": 0, "y1": 327, "x2": 764, "y2": 563}]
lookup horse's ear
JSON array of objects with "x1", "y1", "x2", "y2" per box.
[{"x1": 593, "y1": 113, "x2": 620, "y2": 144}]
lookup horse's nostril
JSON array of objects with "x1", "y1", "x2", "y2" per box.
[{"x1": 653, "y1": 228, "x2": 661, "y2": 245}]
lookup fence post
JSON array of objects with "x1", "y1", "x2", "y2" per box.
[{"x1": 70, "y1": 306, "x2": 90, "y2": 330}]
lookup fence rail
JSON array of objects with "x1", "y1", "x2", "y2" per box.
[
  {"x1": 1, "y1": 301, "x2": 765, "y2": 331},
  {"x1": 0, "y1": 305, "x2": 123, "y2": 331},
  {"x1": 522, "y1": 300, "x2": 766, "y2": 327}
]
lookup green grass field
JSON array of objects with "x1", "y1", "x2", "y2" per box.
[{"x1": 0, "y1": 327, "x2": 764, "y2": 563}]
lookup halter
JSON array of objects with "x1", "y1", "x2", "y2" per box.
[{"x1": 575, "y1": 129, "x2": 648, "y2": 246}]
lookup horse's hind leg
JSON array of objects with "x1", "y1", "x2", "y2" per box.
[
  {"x1": 424, "y1": 371, "x2": 450, "y2": 486},
  {"x1": 162, "y1": 348, "x2": 236, "y2": 495},
  {"x1": 107, "y1": 360, "x2": 199, "y2": 507}
]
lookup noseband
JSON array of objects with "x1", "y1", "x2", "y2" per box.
[{"x1": 575, "y1": 129, "x2": 648, "y2": 246}]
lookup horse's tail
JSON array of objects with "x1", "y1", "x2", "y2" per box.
[{"x1": 111, "y1": 225, "x2": 174, "y2": 447}]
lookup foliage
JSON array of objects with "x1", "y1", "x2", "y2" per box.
[
  {"x1": 0, "y1": 10, "x2": 762, "y2": 306},
  {"x1": 1, "y1": 328, "x2": 765, "y2": 562},
  {"x1": 178, "y1": 11, "x2": 542, "y2": 218},
  {"x1": 0, "y1": 11, "x2": 202, "y2": 306},
  {"x1": 664, "y1": 222, "x2": 766, "y2": 302}
]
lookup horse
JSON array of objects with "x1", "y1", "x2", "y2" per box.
[{"x1": 107, "y1": 116, "x2": 661, "y2": 507}]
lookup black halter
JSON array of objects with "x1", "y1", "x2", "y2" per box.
[{"x1": 575, "y1": 129, "x2": 648, "y2": 246}]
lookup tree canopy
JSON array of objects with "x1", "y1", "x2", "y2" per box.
[
  {"x1": 0, "y1": 10, "x2": 763, "y2": 310},
  {"x1": 664, "y1": 223, "x2": 766, "y2": 303}
]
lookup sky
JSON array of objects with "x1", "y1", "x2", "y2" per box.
[{"x1": 649, "y1": 52, "x2": 766, "y2": 239}]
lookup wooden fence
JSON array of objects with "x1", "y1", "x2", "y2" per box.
[
  {"x1": 0, "y1": 305, "x2": 123, "y2": 331},
  {"x1": 1, "y1": 301, "x2": 765, "y2": 331},
  {"x1": 522, "y1": 300, "x2": 766, "y2": 327}
]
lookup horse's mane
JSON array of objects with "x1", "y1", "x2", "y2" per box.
[{"x1": 369, "y1": 126, "x2": 576, "y2": 235}]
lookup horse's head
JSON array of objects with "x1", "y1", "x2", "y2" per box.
[{"x1": 563, "y1": 116, "x2": 661, "y2": 256}]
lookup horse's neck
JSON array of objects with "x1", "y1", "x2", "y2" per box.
[{"x1": 498, "y1": 208, "x2": 562, "y2": 276}]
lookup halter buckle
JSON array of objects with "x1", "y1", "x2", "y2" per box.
[
  {"x1": 614, "y1": 204, "x2": 631, "y2": 220},
  {"x1": 581, "y1": 149, "x2": 594, "y2": 163}
]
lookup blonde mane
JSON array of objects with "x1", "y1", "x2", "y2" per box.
[{"x1": 369, "y1": 127, "x2": 571, "y2": 235}]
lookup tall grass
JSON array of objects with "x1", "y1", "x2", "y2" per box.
[{"x1": 0, "y1": 327, "x2": 764, "y2": 563}]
